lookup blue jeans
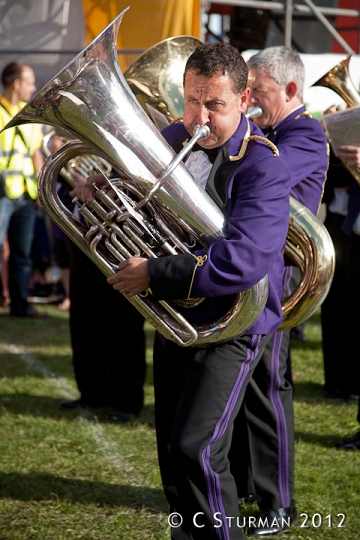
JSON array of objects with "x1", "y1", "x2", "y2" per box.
[{"x1": 0, "y1": 194, "x2": 36, "y2": 315}]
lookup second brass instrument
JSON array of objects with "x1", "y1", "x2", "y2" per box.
[
  {"x1": 312, "y1": 55, "x2": 360, "y2": 185},
  {"x1": 42, "y1": 128, "x2": 112, "y2": 188}
]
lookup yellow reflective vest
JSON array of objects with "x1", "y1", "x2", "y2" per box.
[{"x1": 0, "y1": 97, "x2": 43, "y2": 199}]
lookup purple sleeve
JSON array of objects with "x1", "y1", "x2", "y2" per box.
[{"x1": 275, "y1": 117, "x2": 328, "y2": 215}]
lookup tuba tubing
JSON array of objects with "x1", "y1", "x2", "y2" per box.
[
  {"x1": 6, "y1": 8, "x2": 224, "y2": 245},
  {"x1": 42, "y1": 128, "x2": 112, "y2": 188}
]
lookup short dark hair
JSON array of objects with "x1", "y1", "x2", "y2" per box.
[
  {"x1": 1, "y1": 62, "x2": 26, "y2": 88},
  {"x1": 184, "y1": 42, "x2": 248, "y2": 94}
]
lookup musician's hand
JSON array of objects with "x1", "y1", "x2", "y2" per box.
[
  {"x1": 82, "y1": 173, "x2": 112, "y2": 203},
  {"x1": 336, "y1": 145, "x2": 360, "y2": 168},
  {"x1": 107, "y1": 257, "x2": 149, "y2": 297},
  {"x1": 69, "y1": 171, "x2": 87, "y2": 201}
]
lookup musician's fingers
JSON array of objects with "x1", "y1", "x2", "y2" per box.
[
  {"x1": 337, "y1": 145, "x2": 360, "y2": 154},
  {"x1": 107, "y1": 259, "x2": 149, "y2": 295},
  {"x1": 337, "y1": 145, "x2": 360, "y2": 168},
  {"x1": 82, "y1": 174, "x2": 101, "y2": 202}
]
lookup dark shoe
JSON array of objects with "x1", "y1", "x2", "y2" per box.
[
  {"x1": 60, "y1": 399, "x2": 86, "y2": 410},
  {"x1": 239, "y1": 493, "x2": 257, "y2": 507},
  {"x1": 106, "y1": 410, "x2": 132, "y2": 423},
  {"x1": 336, "y1": 430, "x2": 360, "y2": 450},
  {"x1": 248, "y1": 501, "x2": 297, "y2": 536}
]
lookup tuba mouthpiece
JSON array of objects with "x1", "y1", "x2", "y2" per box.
[{"x1": 193, "y1": 124, "x2": 210, "y2": 140}]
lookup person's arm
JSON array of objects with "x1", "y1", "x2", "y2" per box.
[
  {"x1": 188, "y1": 153, "x2": 291, "y2": 298},
  {"x1": 274, "y1": 116, "x2": 328, "y2": 215},
  {"x1": 105, "y1": 151, "x2": 291, "y2": 301},
  {"x1": 32, "y1": 147, "x2": 44, "y2": 175},
  {"x1": 82, "y1": 172, "x2": 115, "y2": 202}
]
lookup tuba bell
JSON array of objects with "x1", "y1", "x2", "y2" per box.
[
  {"x1": 312, "y1": 55, "x2": 360, "y2": 185},
  {"x1": 2, "y1": 7, "x2": 268, "y2": 348}
]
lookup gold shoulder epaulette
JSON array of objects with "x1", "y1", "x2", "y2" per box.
[
  {"x1": 295, "y1": 111, "x2": 313, "y2": 119},
  {"x1": 248, "y1": 135, "x2": 279, "y2": 157},
  {"x1": 170, "y1": 116, "x2": 183, "y2": 125},
  {"x1": 230, "y1": 127, "x2": 280, "y2": 161}
]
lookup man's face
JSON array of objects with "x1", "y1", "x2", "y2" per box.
[
  {"x1": 248, "y1": 68, "x2": 290, "y2": 130},
  {"x1": 16, "y1": 67, "x2": 37, "y2": 102},
  {"x1": 183, "y1": 70, "x2": 249, "y2": 149}
]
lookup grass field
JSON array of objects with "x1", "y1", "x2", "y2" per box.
[{"x1": 0, "y1": 303, "x2": 359, "y2": 539}]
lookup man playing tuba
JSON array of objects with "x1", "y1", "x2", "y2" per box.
[{"x1": 83, "y1": 41, "x2": 292, "y2": 540}]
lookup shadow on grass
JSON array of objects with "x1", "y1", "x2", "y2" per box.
[
  {"x1": 294, "y1": 430, "x2": 343, "y2": 448},
  {"x1": 293, "y1": 380, "x2": 325, "y2": 402},
  {"x1": 289, "y1": 339, "x2": 321, "y2": 352},
  {"x1": 293, "y1": 380, "x2": 357, "y2": 408},
  {"x1": 0, "y1": 471, "x2": 167, "y2": 512},
  {"x1": 0, "y1": 392, "x2": 156, "y2": 427}
]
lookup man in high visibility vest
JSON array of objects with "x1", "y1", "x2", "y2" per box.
[{"x1": 0, "y1": 62, "x2": 45, "y2": 317}]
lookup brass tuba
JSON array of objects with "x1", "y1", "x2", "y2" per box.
[
  {"x1": 3, "y1": 7, "x2": 269, "y2": 347},
  {"x1": 312, "y1": 55, "x2": 360, "y2": 185},
  {"x1": 2, "y1": 8, "x2": 334, "y2": 340}
]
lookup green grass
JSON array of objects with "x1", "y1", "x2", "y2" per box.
[{"x1": 0, "y1": 305, "x2": 359, "y2": 539}]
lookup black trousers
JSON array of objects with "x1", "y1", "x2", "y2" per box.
[
  {"x1": 345, "y1": 232, "x2": 360, "y2": 397},
  {"x1": 230, "y1": 265, "x2": 297, "y2": 511},
  {"x1": 153, "y1": 332, "x2": 271, "y2": 540},
  {"x1": 320, "y1": 211, "x2": 351, "y2": 395},
  {"x1": 69, "y1": 243, "x2": 146, "y2": 413}
]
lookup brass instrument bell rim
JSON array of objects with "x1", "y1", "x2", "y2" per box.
[
  {"x1": 124, "y1": 35, "x2": 203, "y2": 67},
  {"x1": 311, "y1": 54, "x2": 353, "y2": 90}
]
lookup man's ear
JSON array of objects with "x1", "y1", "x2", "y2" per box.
[
  {"x1": 285, "y1": 81, "x2": 298, "y2": 101},
  {"x1": 13, "y1": 78, "x2": 21, "y2": 93},
  {"x1": 239, "y1": 87, "x2": 250, "y2": 113}
]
